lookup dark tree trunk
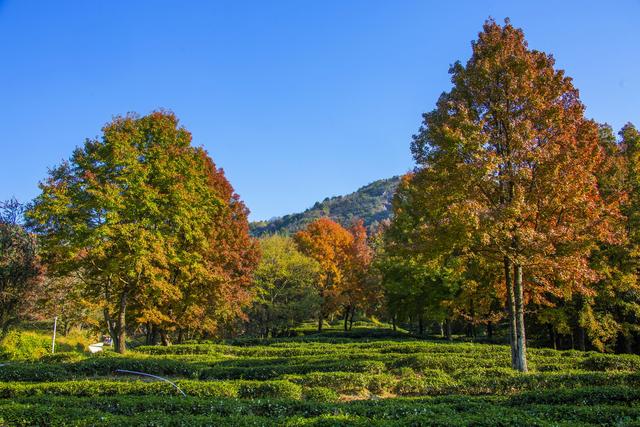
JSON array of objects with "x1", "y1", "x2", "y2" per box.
[
  {"x1": 549, "y1": 325, "x2": 556, "y2": 350},
  {"x1": 343, "y1": 306, "x2": 350, "y2": 331},
  {"x1": 150, "y1": 324, "x2": 158, "y2": 345},
  {"x1": 444, "y1": 318, "x2": 452, "y2": 341},
  {"x1": 349, "y1": 306, "x2": 355, "y2": 330},
  {"x1": 624, "y1": 333, "x2": 634, "y2": 354},
  {"x1": 487, "y1": 321, "x2": 493, "y2": 340},
  {"x1": 392, "y1": 315, "x2": 397, "y2": 332},
  {"x1": 160, "y1": 329, "x2": 171, "y2": 346},
  {"x1": 418, "y1": 314, "x2": 424, "y2": 335},
  {"x1": 577, "y1": 327, "x2": 586, "y2": 352},
  {"x1": 145, "y1": 322, "x2": 152, "y2": 345},
  {"x1": 177, "y1": 328, "x2": 184, "y2": 344},
  {"x1": 469, "y1": 298, "x2": 476, "y2": 339},
  {"x1": 467, "y1": 322, "x2": 476, "y2": 339},
  {"x1": 570, "y1": 332, "x2": 575, "y2": 350},
  {"x1": 114, "y1": 291, "x2": 128, "y2": 354},
  {"x1": 318, "y1": 312, "x2": 323, "y2": 332}
]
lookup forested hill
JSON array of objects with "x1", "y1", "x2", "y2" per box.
[{"x1": 250, "y1": 176, "x2": 401, "y2": 237}]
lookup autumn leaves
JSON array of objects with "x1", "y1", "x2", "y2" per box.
[
  {"x1": 27, "y1": 112, "x2": 259, "y2": 352},
  {"x1": 383, "y1": 19, "x2": 631, "y2": 371}
]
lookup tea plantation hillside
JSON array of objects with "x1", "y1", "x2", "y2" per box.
[{"x1": 2, "y1": 328, "x2": 640, "y2": 426}]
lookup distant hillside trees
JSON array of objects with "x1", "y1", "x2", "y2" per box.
[{"x1": 250, "y1": 177, "x2": 400, "y2": 237}]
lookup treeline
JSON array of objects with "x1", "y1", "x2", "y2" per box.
[{"x1": 2, "y1": 19, "x2": 640, "y2": 372}]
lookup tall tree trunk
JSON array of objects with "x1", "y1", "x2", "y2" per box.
[
  {"x1": 177, "y1": 328, "x2": 184, "y2": 344},
  {"x1": 469, "y1": 298, "x2": 476, "y2": 339},
  {"x1": 343, "y1": 306, "x2": 350, "y2": 331},
  {"x1": 150, "y1": 324, "x2": 158, "y2": 345},
  {"x1": 418, "y1": 314, "x2": 424, "y2": 335},
  {"x1": 513, "y1": 263, "x2": 528, "y2": 372},
  {"x1": 577, "y1": 327, "x2": 586, "y2": 352},
  {"x1": 624, "y1": 333, "x2": 634, "y2": 354},
  {"x1": 145, "y1": 322, "x2": 152, "y2": 345},
  {"x1": 444, "y1": 318, "x2": 452, "y2": 341},
  {"x1": 504, "y1": 257, "x2": 518, "y2": 369},
  {"x1": 549, "y1": 325, "x2": 556, "y2": 350},
  {"x1": 487, "y1": 321, "x2": 493, "y2": 340},
  {"x1": 318, "y1": 287, "x2": 325, "y2": 332},
  {"x1": 392, "y1": 315, "x2": 397, "y2": 332},
  {"x1": 104, "y1": 309, "x2": 116, "y2": 348},
  {"x1": 114, "y1": 291, "x2": 127, "y2": 354},
  {"x1": 160, "y1": 329, "x2": 171, "y2": 346},
  {"x1": 349, "y1": 306, "x2": 355, "y2": 330},
  {"x1": 570, "y1": 332, "x2": 575, "y2": 350}
]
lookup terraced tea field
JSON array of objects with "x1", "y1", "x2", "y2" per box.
[{"x1": 1, "y1": 329, "x2": 640, "y2": 426}]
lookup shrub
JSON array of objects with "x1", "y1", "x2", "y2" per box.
[
  {"x1": 237, "y1": 380, "x2": 302, "y2": 399},
  {"x1": 0, "y1": 330, "x2": 51, "y2": 360},
  {"x1": 581, "y1": 354, "x2": 640, "y2": 372},
  {"x1": 39, "y1": 352, "x2": 86, "y2": 363},
  {"x1": 303, "y1": 386, "x2": 340, "y2": 402},
  {"x1": 394, "y1": 373, "x2": 426, "y2": 395}
]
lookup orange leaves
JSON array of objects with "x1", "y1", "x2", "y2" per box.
[
  {"x1": 294, "y1": 217, "x2": 377, "y2": 317},
  {"x1": 410, "y1": 19, "x2": 621, "y2": 301},
  {"x1": 294, "y1": 218, "x2": 354, "y2": 289}
]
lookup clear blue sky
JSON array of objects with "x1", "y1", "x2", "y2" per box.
[{"x1": 1, "y1": 1, "x2": 639, "y2": 221}]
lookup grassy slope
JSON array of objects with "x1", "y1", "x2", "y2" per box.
[{"x1": 1, "y1": 328, "x2": 640, "y2": 426}]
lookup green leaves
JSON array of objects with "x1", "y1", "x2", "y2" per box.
[{"x1": 26, "y1": 111, "x2": 257, "y2": 351}]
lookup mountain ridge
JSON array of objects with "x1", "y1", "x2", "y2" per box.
[{"x1": 250, "y1": 176, "x2": 400, "y2": 237}]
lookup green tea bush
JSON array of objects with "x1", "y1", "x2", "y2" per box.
[
  {"x1": 4, "y1": 329, "x2": 640, "y2": 425},
  {"x1": 302, "y1": 386, "x2": 340, "y2": 402},
  {"x1": 0, "y1": 379, "x2": 305, "y2": 399},
  {"x1": 39, "y1": 351, "x2": 86, "y2": 363},
  {"x1": 135, "y1": 344, "x2": 222, "y2": 355},
  {"x1": 581, "y1": 353, "x2": 640, "y2": 372},
  {"x1": 284, "y1": 372, "x2": 396, "y2": 394},
  {"x1": 393, "y1": 373, "x2": 425, "y2": 395},
  {"x1": 237, "y1": 380, "x2": 302, "y2": 399},
  {"x1": 0, "y1": 362, "x2": 68, "y2": 381}
]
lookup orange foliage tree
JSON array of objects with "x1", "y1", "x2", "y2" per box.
[
  {"x1": 342, "y1": 219, "x2": 377, "y2": 331},
  {"x1": 408, "y1": 19, "x2": 622, "y2": 370},
  {"x1": 294, "y1": 218, "x2": 353, "y2": 331}
]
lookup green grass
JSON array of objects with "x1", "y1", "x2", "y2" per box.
[{"x1": 1, "y1": 328, "x2": 640, "y2": 425}]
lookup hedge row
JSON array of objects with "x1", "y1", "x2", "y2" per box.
[
  {"x1": 5, "y1": 351, "x2": 629, "y2": 383},
  {"x1": 0, "y1": 379, "x2": 302, "y2": 399},
  {"x1": 2, "y1": 370, "x2": 639, "y2": 399},
  {"x1": 1, "y1": 388, "x2": 640, "y2": 426}
]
